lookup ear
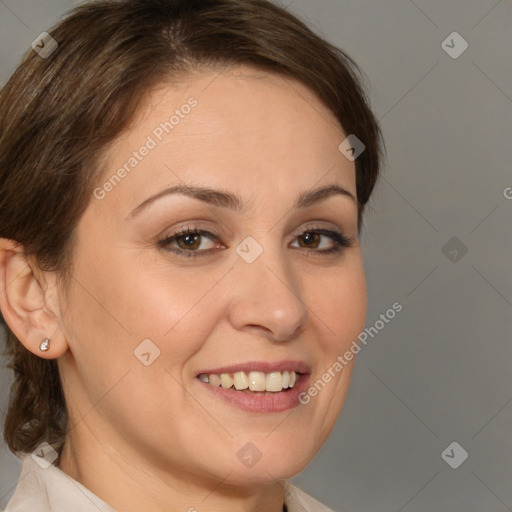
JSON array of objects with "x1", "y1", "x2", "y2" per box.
[{"x1": 0, "y1": 238, "x2": 69, "y2": 359}]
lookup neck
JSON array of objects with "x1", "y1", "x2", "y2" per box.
[{"x1": 58, "y1": 426, "x2": 287, "y2": 512}]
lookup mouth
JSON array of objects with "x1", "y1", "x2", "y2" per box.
[
  {"x1": 195, "y1": 361, "x2": 310, "y2": 413},
  {"x1": 198, "y1": 370, "x2": 301, "y2": 393}
]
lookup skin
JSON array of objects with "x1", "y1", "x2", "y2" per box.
[{"x1": 0, "y1": 65, "x2": 366, "y2": 512}]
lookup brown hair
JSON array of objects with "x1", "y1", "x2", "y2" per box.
[{"x1": 0, "y1": 0, "x2": 383, "y2": 456}]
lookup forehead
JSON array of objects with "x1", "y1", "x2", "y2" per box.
[{"x1": 94, "y1": 65, "x2": 356, "y2": 215}]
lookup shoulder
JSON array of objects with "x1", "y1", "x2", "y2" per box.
[
  {"x1": 2, "y1": 454, "x2": 51, "y2": 512},
  {"x1": 2, "y1": 453, "x2": 114, "y2": 512},
  {"x1": 285, "y1": 482, "x2": 336, "y2": 512}
]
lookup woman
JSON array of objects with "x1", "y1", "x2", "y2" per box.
[{"x1": 0, "y1": 0, "x2": 382, "y2": 510}]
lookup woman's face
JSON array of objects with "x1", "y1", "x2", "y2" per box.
[{"x1": 57, "y1": 65, "x2": 366, "y2": 486}]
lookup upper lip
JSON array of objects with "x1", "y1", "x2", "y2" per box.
[{"x1": 196, "y1": 360, "x2": 311, "y2": 376}]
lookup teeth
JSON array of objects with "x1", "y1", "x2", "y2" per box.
[
  {"x1": 221, "y1": 373, "x2": 233, "y2": 389},
  {"x1": 282, "y1": 371, "x2": 290, "y2": 389},
  {"x1": 233, "y1": 371, "x2": 249, "y2": 390},
  {"x1": 249, "y1": 371, "x2": 266, "y2": 391},
  {"x1": 266, "y1": 372, "x2": 282, "y2": 392},
  {"x1": 209, "y1": 374, "x2": 221, "y2": 387},
  {"x1": 198, "y1": 370, "x2": 299, "y2": 393}
]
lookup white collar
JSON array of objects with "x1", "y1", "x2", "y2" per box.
[{"x1": 4, "y1": 454, "x2": 334, "y2": 512}]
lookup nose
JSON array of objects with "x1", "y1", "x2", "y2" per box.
[{"x1": 227, "y1": 245, "x2": 309, "y2": 342}]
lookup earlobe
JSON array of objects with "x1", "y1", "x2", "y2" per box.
[{"x1": 0, "y1": 238, "x2": 69, "y2": 359}]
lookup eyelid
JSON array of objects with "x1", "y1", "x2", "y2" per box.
[
  {"x1": 295, "y1": 221, "x2": 356, "y2": 242},
  {"x1": 297, "y1": 221, "x2": 345, "y2": 236},
  {"x1": 157, "y1": 220, "x2": 355, "y2": 259},
  {"x1": 159, "y1": 220, "x2": 349, "y2": 243},
  {"x1": 160, "y1": 222, "x2": 222, "y2": 240}
]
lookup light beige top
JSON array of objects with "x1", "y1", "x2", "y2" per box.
[{"x1": 3, "y1": 454, "x2": 334, "y2": 512}]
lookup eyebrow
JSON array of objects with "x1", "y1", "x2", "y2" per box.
[{"x1": 127, "y1": 183, "x2": 357, "y2": 219}]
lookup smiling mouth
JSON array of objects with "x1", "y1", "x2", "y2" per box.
[{"x1": 197, "y1": 370, "x2": 300, "y2": 393}]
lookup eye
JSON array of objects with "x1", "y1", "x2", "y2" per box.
[
  {"x1": 291, "y1": 227, "x2": 355, "y2": 255},
  {"x1": 158, "y1": 226, "x2": 223, "y2": 258},
  {"x1": 157, "y1": 224, "x2": 355, "y2": 259}
]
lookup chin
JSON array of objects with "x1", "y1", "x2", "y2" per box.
[
  {"x1": 219, "y1": 456, "x2": 313, "y2": 487},
  {"x1": 215, "y1": 439, "x2": 316, "y2": 486}
]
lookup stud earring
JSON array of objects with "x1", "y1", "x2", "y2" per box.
[{"x1": 39, "y1": 337, "x2": 51, "y2": 352}]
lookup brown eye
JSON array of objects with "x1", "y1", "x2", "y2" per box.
[
  {"x1": 297, "y1": 231, "x2": 321, "y2": 249},
  {"x1": 158, "y1": 228, "x2": 222, "y2": 258},
  {"x1": 291, "y1": 228, "x2": 353, "y2": 254},
  {"x1": 175, "y1": 232, "x2": 202, "y2": 250}
]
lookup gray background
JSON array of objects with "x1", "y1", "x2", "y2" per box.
[{"x1": 1, "y1": 1, "x2": 511, "y2": 511}]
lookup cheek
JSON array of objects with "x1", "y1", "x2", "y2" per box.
[
  {"x1": 64, "y1": 248, "x2": 230, "y2": 371},
  {"x1": 59, "y1": 252, "x2": 229, "y2": 434},
  {"x1": 309, "y1": 257, "x2": 367, "y2": 353},
  {"x1": 300, "y1": 257, "x2": 365, "y2": 416}
]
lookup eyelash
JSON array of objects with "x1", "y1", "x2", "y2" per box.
[{"x1": 157, "y1": 224, "x2": 355, "y2": 259}]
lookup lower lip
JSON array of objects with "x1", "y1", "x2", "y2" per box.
[{"x1": 197, "y1": 375, "x2": 310, "y2": 413}]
